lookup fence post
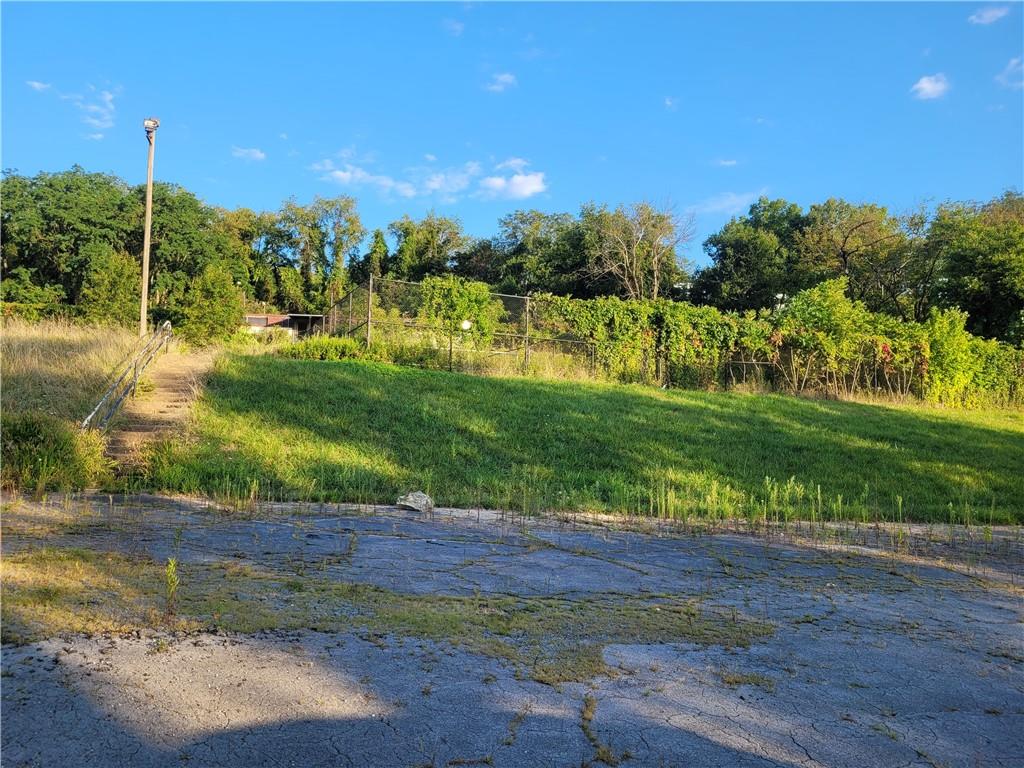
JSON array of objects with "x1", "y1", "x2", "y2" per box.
[
  {"x1": 523, "y1": 296, "x2": 531, "y2": 372},
  {"x1": 365, "y1": 275, "x2": 373, "y2": 347}
]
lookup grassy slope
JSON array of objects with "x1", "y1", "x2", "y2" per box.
[
  {"x1": 149, "y1": 355, "x2": 1024, "y2": 523},
  {"x1": 1, "y1": 317, "x2": 138, "y2": 421}
]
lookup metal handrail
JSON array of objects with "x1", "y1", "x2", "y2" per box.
[{"x1": 81, "y1": 321, "x2": 174, "y2": 430}]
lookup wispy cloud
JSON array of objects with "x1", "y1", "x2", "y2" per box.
[
  {"x1": 716, "y1": 159, "x2": 738, "y2": 167},
  {"x1": 36, "y1": 84, "x2": 120, "y2": 138},
  {"x1": 442, "y1": 18, "x2": 465, "y2": 36},
  {"x1": 664, "y1": 96, "x2": 678, "y2": 111},
  {"x1": 422, "y1": 162, "x2": 481, "y2": 202},
  {"x1": 495, "y1": 157, "x2": 529, "y2": 172},
  {"x1": 485, "y1": 73, "x2": 517, "y2": 93},
  {"x1": 279, "y1": 132, "x2": 288, "y2": 140},
  {"x1": 313, "y1": 152, "x2": 548, "y2": 203},
  {"x1": 232, "y1": 146, "x2": 267, "y2": 161},
  {"x1": 691, "y1": 188, "x2": 768, "y2": 216},
  {"x1": 51, "y1": 85, "x2": 118, "y2": 134},
  {"x1": 478, "y1": 159, "x2": 547, "y2": 200},
  {"x1": 968, "y1": 6, "x2": 1009, "y2": 24},
  {"x1": 911, "y1": 73, "x2": 950, "y2": 100},
  {"x1": 478, "y1": 172, "x2": 547, "y2": 200},
  {"x1": 323, "y1": 163, "x2": 417, "y2": 198},
  {"x1": 996, "y1": 56, "x2": 1024, "y2": 89},
  {"x1": 315, "y1": 156, "x2": 484, "y2": 202}
]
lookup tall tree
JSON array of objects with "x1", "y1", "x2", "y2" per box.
[
  {"x1": 277, "y1": 195, "x2": 364, "y2": 309},
  {"x1": 580, "y1": 202, "x2": 691, "y2": 300},
  {"x1": 389, "y1": 212, "x2": 466, "y2": 281},
  {"x1": 796, "y1": 199, "x2": 906, "y2": 302},
  {"x1": 1, "y1": 167, "x2": 140, "y2": 303},
  {"x1": 349, "y1": 228, "x2": 389, "y2": 284},
  {"x1": 933, "y1": 192, "x2": 1024, "y2": 343}
]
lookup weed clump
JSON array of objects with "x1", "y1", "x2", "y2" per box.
[{"x1": 1, "y1": 411, "x2": 109, "y2": 494}]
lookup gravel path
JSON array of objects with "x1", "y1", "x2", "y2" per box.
[{"x1": 2, "y1": 494, "x2": 1022, "y2": 767}]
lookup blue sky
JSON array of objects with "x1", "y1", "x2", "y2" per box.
[{"x1": 2, "y1": 2, "x2": 1022, "y2": 265}]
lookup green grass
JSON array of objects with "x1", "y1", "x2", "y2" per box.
[
  {"x1": 146, "y1": 355, "x2": 1024, "y2": 523},
  {"x1": 2, "y1": 545, "x2": 770, "y2": 684}
]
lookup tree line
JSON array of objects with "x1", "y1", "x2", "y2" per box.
[{"x1": 1, "y1": 166, "x2": 1021, "y2": 344}]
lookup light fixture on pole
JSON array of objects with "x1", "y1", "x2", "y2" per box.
[{"x1": 139, "y1": 117, "x2": 160, "y2": 337}]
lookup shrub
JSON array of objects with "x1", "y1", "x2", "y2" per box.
[
  {"x1": 279, "y1": 335, "x2": 364, "y2": 361},
  {"x1": 78, "y1": 243, "x2": 140, "y2": 327},
  {"x1": 178, "y1": 264, "x2": 244, "y2": 344},
  {"x1": 0, "y1": 267, "x2": 66, "y2": 320},
  {"x1": 417, "y1": 275, "x2": 507, "y2": 346},
  {"x1": 1, "y1": 412, "x2": 109, "y2": 493}
]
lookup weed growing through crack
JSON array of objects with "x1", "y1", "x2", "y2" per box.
[
  {"x1": 164, "y1": 558, "x2": 180, "y2": 618},
  {"x1": 580, "y1": 694, "x2": 622, "y2": 766}
]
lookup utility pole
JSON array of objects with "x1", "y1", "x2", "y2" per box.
[{"x1": 139, "y1": 117, "x2": 160, "y2": 337}]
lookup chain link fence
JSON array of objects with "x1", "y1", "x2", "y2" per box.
[{"x1": 326, "y1": 277, "x2": 599, "y2": 379}]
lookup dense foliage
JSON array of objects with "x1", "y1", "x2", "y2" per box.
[
  {"x1": 2, "y1": 165, "x2": 1020, "y2": 351},
  {"x1": 535, "y1": 278, "x2": 1023, "y2": 406}
]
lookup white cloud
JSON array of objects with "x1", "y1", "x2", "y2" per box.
[
  {"x1": 691, "y1": 189, "x2": 768, "y2": 216},
  {"x1": 324, "y1": 164, "x2": 415, "y2": 198},
  {"x1": 716, "y1": 159, "x2": 738, "y2": 167},
  {"x1": 968, "y1": 6, "x2": 1009, "y2": 24},
  {"x1": 442, "y1": 18, "x2": 465, "y2": 36},
  {"x1": 316, "y1": 158, "x2": 482, "y2": 202},
  {"x1": 478, "y1": 171, "x2": 547, "y2": 200},
  {"x1": 232, "y1": 146, "x2": 267, "y2": 161},
  {"x1": 664, "y1": 96, "x2": 678, "y2": 111},
  {"x1": 996, "y1": 56, "x2": 1024, "y2": 89},
  {"x1": 485, "y1": 73, "x2": 517, "y2": 93},
  {"x1": 58, "y1": 87, "x2": 117, "y2": 130},
  {"x1": 28, "y1": 81, "x2": 119, "y2": 138},
  {"x1": 312, "y1": 152, "x2": 547, "y2": 203},
  {"x1": 422, "y1": 162, "x2": 482, "y2": 201},
  {"x1": 911, "y1": 73, "x2": 950, "y2": 100},
  {"x1": 495, "y1": 157, "x2": 529, "y2": 172},
  {"x1": 279, "y1": 132, "x2": 288, "y2": 140}
]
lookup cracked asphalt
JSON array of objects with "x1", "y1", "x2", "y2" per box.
[{"x1": 2, "y1": 494, "x2": 1023, "y2": 767}]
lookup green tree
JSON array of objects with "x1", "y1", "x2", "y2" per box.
[
  {"x1": 179, "y1": 264, "x2": 244, "y2": 344},
  {"x1": 691, "y1": 198, "x2": 808, "y2": 311},
  {"x1": 489, "y1": 210, "x2": 587, "y2": 295},
  {"x1": 278, "y1": 196, "x2": 363, "y2": 309},
  {"x1": 349, "y1": 228, "x2": 389, "y2": 285},
  {"x1": 796, "y1": 199, "x2": 906, "y2": 304},
  {"x1": 389, "y1": 212, "x2": 466, "y2": 281},
  {"x1": 1, "y1": 167, "x2": 140, "y2": 303},
  {"x1": 78, "y1": 242, "x2": 140, "y2": 326},
  {"x1": 418, "y1": 274, "x2": 506, "y2": 345},
  {"x1": 934, "y1": 192, "x2": 1024, "y2": 343},
  {"x1": 580, "y1": 202, "x2": 691, "y2": 300}
]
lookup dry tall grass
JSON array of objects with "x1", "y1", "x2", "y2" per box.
[{"x1": 1, "y1": 317, "x2": 138, "y2": 422}]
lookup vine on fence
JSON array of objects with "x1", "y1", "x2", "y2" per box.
[
  {"x1": 533, "y1": 278, "x2": 1023, "y2": 407},
  {"x1": 320, "y1": 274, "x2": 1022, "y2": 407}
]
